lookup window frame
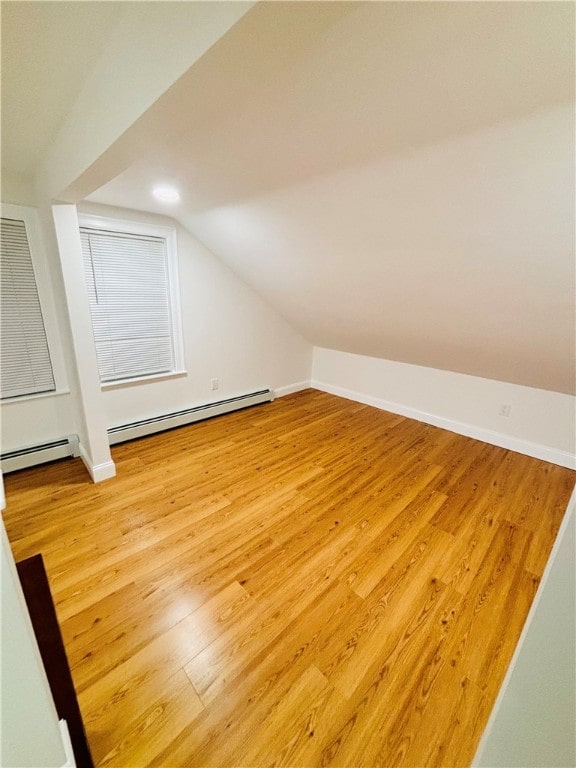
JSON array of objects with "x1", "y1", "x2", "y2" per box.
[
  {"x1": 0, "y1": 202, "x2": 69, "y2": 402},
  {"x1": 78, "y1": 213, "x2": 185, "y2": 390}
]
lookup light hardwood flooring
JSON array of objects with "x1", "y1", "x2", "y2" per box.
[{"x1": 3, "y1": 390, "x2": 574, "y2": 767}]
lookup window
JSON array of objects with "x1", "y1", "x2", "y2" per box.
[
  {"x1": 79, "y1": 215, "x2": 183, "y2": 385},
  {"x1": 0, "y1": 216, "x2": 55, "y2": 399}
]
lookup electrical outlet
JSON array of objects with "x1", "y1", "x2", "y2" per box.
[
  {"x1": 211, "y1": 378, "x2": 219, "y2": 391},
  {"x1": 499, "y1": 404, "x2": 511, "y2": 417}
]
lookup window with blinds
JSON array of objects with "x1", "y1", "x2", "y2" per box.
[
  {"x1": 80, "y1": 225, "x2": 177, "y2": 383},
  {"x1": 0, "y1": 217, "x2": 56, "y2": 399}
]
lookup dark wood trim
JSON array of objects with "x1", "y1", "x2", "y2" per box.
[{"x1": 16, "y1": 553, "x2": 94, "y2": 768}]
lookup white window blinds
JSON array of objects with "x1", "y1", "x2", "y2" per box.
[
  {"x1": 0, "y1": 217, "x2": 55, "y2": 399},
  {"x1": 80, "y1": 227, "x2": 175, "y2": 383}
]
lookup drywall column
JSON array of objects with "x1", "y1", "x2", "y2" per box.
[
  {"x1": 0, "y1": 473, "x2": 68, "y2": 767},
  {"x1": 51, "y1": 204, "x2": 115, "y2": 482},
  {"x1": 473, "y1": 488, "x2": 576, "y2": 767}
]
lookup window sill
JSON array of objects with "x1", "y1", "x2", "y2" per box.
[
  {"x1": 1, "y1": 388, "x2": 71, "y2": 404},
  {"x1": 101, "y1": 370, "x2": 187, "y2": 391}
]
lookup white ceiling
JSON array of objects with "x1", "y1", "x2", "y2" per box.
[
  {"x1": 89, "y1": 1, "x2": 574, "y2": 212},
  {"x1": 2, "y1": 1, "x2": 575, "y2": 394},
  {"x1": 1, "y1": 1, "x2": 123, "y2": 178}
]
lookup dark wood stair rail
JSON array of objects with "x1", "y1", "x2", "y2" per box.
[{"x1": 16, "y1": 553, "x2": 94, "y2": 768}]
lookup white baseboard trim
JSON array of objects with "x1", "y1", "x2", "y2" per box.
[
  {"x1": 59, "y1": 719, "x2": 76, "y2": 768},
  {"x1": 78, "y1": 443, "x2": 116, "y2": 483},
  {"x1": 471, "y1": 486, "x2": 576, "y2": 766},
  {"x1": 311, "y1": 379, "x2": 576, "y2": 469},
  {"x1": 273, "y1": 380, "x2": 311, "y2": 398}
]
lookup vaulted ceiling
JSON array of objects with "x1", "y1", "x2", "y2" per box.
[
  {"x1": 2, "y1": 1, "x2": 575, "y2": 394},
  {"x1": 1, "y1": 0, "x2": 122, "y2": 177}
]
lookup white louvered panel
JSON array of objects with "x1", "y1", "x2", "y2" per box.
[
  {"x1": 80, "y1": 228, "x2": 174, "y2": 382},
  {"x1": 0, "y1": 218, "x2": 55, "y2": 399},
  {"x1": 95, "y1": 338, "x2": 173, "y2": 380}
]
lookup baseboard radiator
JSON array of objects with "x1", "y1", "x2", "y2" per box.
[
  {"x1": 1, "y1": 435, "x2": 80, "y2": 474},
  {"x1": 107, "y1": 389, "x2": 273, "y2": 446}
]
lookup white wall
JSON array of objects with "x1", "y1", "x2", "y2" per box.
[
  {"x1": 0, "y1": 170, "x2": 37, "y2": 208},
  {"x1": 77, "y1": 204, "x2": 312, "y2": 429},
  {"x1": 312, "y1": 347, "x2": 576, "y2": 468},
  {"x1": 1, "y1": 395, "x2": 76, "y2": 454},
  {"x1": 0, "y1": 516, "x2": 67, "y2": 768},
  {"x1": 1, "y1": 200, "x2": 312, "y2": 454},
  {"x1": 474, "y1": 490, "x2": 576, "y2": 767}
]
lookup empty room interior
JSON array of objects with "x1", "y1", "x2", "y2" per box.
[{"x1": 1, "y1": 2, "x2": 575, "y2": 767}]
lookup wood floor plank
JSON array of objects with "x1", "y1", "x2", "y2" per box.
[
  {"x1": 430, "y1": 443, "x2": 508, "y2": 536},
  {"x1": 76, "y1": 582, "x2": 251, "y2": 762},
  {"x1": 398, "y1": 664, "x2": 489, "y2": 768},
  {"x1": 95, "y1": 669, "x2": 202, "y2": 768},
  {"x1": 152, "y1": 579, "x2": 362, "y2": 767},
  {"x1": 343, "y1": 488, "x2": 449, "y2": 599},
  {"x1": 71, "y1": 578, "x2": 252, "y2": 694},
  {"x1": 442, "y1": 522, "x2": 535, "y2": 703},
  {"x1": 53, "y1": 486, "x2": 298, "y2": 622},
  {"x1": 3, "y1": 389, "x2": 574, "y2": 768},
  {"x1": 316, "y1": 535, "x2": 461, "y2": 701},
  {"x1": 238, "y1": 664, "x2": 340, "y2": 768},
  {"x1": 184, "y1": 524, "x2": 360, "y2": 704},
  {"x1": 314, "y1": 583, "x2": 463, "y2": 767}
]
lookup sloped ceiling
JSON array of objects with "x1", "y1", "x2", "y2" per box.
[
  {"x1": 3, "y1": 1, "x2": 575, "y2": 394},
  {"x1": 1, "y1": 1, "x2": 122, "y2": 177}
]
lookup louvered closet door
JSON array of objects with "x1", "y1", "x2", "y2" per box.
[
  {"x1": 0, "y1": 217, "x2": 55, "y2": 399},
  {"x1": 80, "y1": 228, "x2": 174, "y2": 382}
]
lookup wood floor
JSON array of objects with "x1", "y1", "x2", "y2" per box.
[{"x1": 4, "y1": 390, "x2": 574, "y2": 768}]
